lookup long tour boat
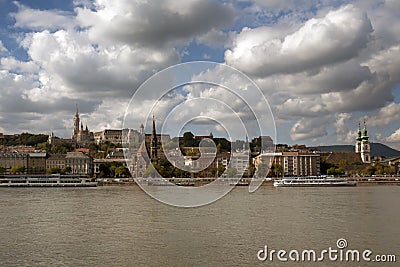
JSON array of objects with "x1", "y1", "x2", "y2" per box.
[
  {"x1": 273, "y1": 175, "x2": 357, "y2": 187},
  {"x1": 0, "y1": 174, "x2": 97, "y2": 187}
]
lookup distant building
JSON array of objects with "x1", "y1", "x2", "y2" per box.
[
  {"x1": 129, "y1": 140, "x2": 150, "y2": 178},
  {"x1": 355, "y1": 121, "x2": 371, "y2": 163},
  {"x1": 380, "y1": 156, "x2": 400, "y2": 175},
  {"x1": 320, "y1": 152, "x2": 362, "y2": 165},
  {"x1": 94, "y1": 129, "x2": 123, "y2": 145},
  {"x1": 122, "y1": 128, "x2": 144, "y2": 146},
  {"x1": 0, "y1": 152, "x2": 47, "y2": 174},
  {"x1": 48, "y1": 132, "x2": 75, "y2": 147},
  {"x1": 72, "y1": 104, "x2": 94, "y2": 147},
  {"x1": 254, "y1": 152, "x2": 320, "y2": 177},
  {"x1": 252, "y1": 135, "x2": 274, "y2": 153},
  {"x1": 27, "y1": 152, "x2": 47, "y2": 174},
  {"x1": 65, "y1": 152, "x2": 93, "y2": 176},
  {"x1": 228, "y1": 151, "x2": 250, "y2": 177},
  {"x1": 46, "y1": 154, "x2": 66, "y2": 171},
  {"x1": 0, "y1": 153, "x2": 29, "y2": 174}
]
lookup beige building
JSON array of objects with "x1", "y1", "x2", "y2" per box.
[
  {"x1": 254, "y1": 152, "x2": 320, "y2": 177},
  {"x1": 94, "y1": 129, "x2": 123, "y2": 145},
  {"x1": 65, "y1": 152, "x2": 93, "y2": 176},
  {"x1": 0, "y1": 153, "x2": 29, "y2": 174},
  {"x1": 46, "y1": 154, "x2": 66, "y2": 171},
  {"x1": 0, "y1": 152, "x2": 47, "y2": 174}
]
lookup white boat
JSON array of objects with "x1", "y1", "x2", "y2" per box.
[
  {"x1": 0, "y1": 175, "x2": 97, "y2": 187},
  {"x1": 273, "y1": 176, "x2": 357, "y2": 187}
]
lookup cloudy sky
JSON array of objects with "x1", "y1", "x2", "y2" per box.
[{"x1": 1, "y1": 0, "x2": 400, "y2": 148}]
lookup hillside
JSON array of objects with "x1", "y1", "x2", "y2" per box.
[{"x1": 312, "y1": 143, "x2": 400, "y2": 158}]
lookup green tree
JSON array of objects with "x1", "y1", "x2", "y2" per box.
[
  {"x1": 384, "y1": 166, "x2": 395, "y2": 175},
  {"x1": 115, "y1": 166, "x2": 129, "y2": 177},
  {"x1": 110, "y1": 165, "x2": 117, "y2": 177},
  {"x1": 172, "y1": 168, "x2": 191, "y2": 178},
  {"x1": 51, "y1": 141, "x2": 74, "y2": 154},
  {"x1": 327, "y1": 167, "x2": 343, "y2": 176},
  {"x1": 272, "y1": 164, "x2": 283, "y2": 178},
  {"x1": 363, "y1": 166, "x2": 376, "y2": 176},
  {"x1": 327, "y1": 167, "x2": 336, "y2": 175},
  {"x1": 36, "y1": 142, "x2": 50, "y2": 151},
  {"x1": 0, "y1": 166, "x2": 5, "y2": 174},
  {"x1": 61, "y1": 166, "x2": 72, "y2": 174},
  {"x1": 10, "y1": 166, "x2": 26, "y2": 174}
]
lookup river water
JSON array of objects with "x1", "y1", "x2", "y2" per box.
[{"x1": 0, "y1": 185, "x2": 398, "y2": 266}]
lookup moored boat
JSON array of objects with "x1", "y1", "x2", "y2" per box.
[
  {"x1": 273, "y1": 175, "x2": 357, "y2": 187},
  {"x1": 0, "y1": 175, "x2": 97, "y2": 187}
]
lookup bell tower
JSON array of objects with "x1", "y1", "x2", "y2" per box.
[
  {"x1": 360, "y1": 120, "x2": 370, "y2": 163},
  {"x1": 73, "y1": 104, "x2": 80, "y2": 138},
  {"x1": 355, "y1": 121, "x2": 362, "y2": 153}
]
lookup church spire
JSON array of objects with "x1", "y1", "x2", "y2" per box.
[
  {"x1": 73, "y1": 103, "x2": 80, "y2": 137},
  {"x1": 362, "y1": 120, "x2": 369, "y2": 140},
  {"x1": 152, "y1": 114, "x2": 156, "y2": 137},
  {"x1": 150, "y1": 114, "x2": 158, "y2": 161},
  {"x1": 356, "y1": 121, "x2": 362, "y2": 141}
]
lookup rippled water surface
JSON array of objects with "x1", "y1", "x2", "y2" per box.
[{"x1": 0, "y1": 185, "x2": 399, "y2": 266}]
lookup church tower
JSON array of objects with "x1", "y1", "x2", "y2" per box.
[
  {"x1": 355, "y1": 121, "x2": 362, "y2": 153},
  {"x1": 73, "y1": 104, "x2": 80, "y2": 138},
  {"x1": 360, "y1": 120, "x2": 370, "y2": 163},
  {"x1": 356, "y1": 120, "x2": 370, "y2": 163},
  {"x1": 150, "y1": 114, "x2": 158, "y2": 161}
]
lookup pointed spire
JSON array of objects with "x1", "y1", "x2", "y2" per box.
[
  {"x1": 362, "y1": 119, "x2": 369, "y2": 140},
  {"x1": 152, "y1": 114, "x2": 156, "y2": 136},
  {"x1": 75, "y1": 103, "x2": 79, "y2": 115},
  {"x1": 150, "y1": 114, "x2": 158, "y2": 161},
  {"x1": 85, "y1": 124, "x2": 88, "y2": 131},
  {"x1": 356, "y1": 121, "x2": 362, "y2": 141},
  {"x1": 81, "y1": 122, "x2": 83, "y2": 130}
]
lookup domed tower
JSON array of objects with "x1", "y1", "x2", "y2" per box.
[{"x1": 360, "y1": 120, "x2": 370, "y2": 163}]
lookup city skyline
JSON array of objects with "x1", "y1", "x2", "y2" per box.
[{"x1": 0, "y1": 1, "x2": 400, "y2": 148}]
